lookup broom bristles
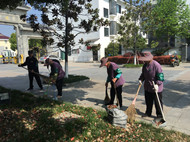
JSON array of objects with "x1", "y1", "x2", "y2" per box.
[
  {"x1": 125, "y1": 104, "x2": 137, "y2": 124},
  {"x1": 104, "y1": 95, "x2": 110, "y2": 104}
]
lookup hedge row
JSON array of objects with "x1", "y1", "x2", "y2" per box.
[{"x1": 108, "y1": 55, "x2": 173, "y2": 65}]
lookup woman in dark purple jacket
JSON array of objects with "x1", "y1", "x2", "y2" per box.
[
  {"x1": 100, "y1": 57, "x2": 125, "y2": 108},
  {"x1": 138, "y1": 52, "x2": 164, "y2": 118},
  {"x1": 44, "y1": 58, "x2": 65, "y2": 97}
]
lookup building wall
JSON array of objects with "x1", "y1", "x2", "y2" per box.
[
  {"x1": 0, "y1": 39, "x2": 11, "y2": 51},
  {"x1": 68, "y1": 0, "x2": 127, "y2": 62}
]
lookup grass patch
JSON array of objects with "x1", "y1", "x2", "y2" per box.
[
  {"x1": 64, "y1": 75, "x2": 89, "y2": 84},
  {"x1": 0, "y1": 86, "x2": 190, "y2": 142},
  {"x1": 123, "y1": 64, "x2": 143, "y2": 68}
]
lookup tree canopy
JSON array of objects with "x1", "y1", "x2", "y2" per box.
[
  {"x1": 0, "y1": 0, "x2": 109, "y2": 77},
  {"x1": 146, "y1": 0, "x2": 190, "y2": 47},
  {"x1": 9, "y1": 33, "x2": 17, "y2": 51},
  {"x1": 118, "y1": 0, "x2": 151, "y2": 64},
  {"x1": 105, "y1": 42, "x2": 120, "y2": 57}
]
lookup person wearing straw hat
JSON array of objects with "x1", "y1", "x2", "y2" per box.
[
  {"x1": 138, "y1": 51, "x2": 164, "y2": 118},
  {"x1": 44, "y1": 58, "x2": 65, "y2": 97},
  {"x1": 100, "y1": 57, "x2": 125, "y2": 108}
]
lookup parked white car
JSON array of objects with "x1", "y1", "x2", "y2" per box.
[{"x1": 39, "y1": 55, "x2": 62, "y2": 64}]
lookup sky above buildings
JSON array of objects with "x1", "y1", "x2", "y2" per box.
[{"x1": 1, "y1": 0, "x2": 190, "y2": 37}]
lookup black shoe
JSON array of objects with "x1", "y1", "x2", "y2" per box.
[
  {"x1": 27, "y1": 88, "x2": 33, "y2": 91},
  {"x1": 105, "y1": 102, "x2": 113, "y2": 106},
  {"x1": 157, "y1": 115, "x2": 163, "y2": 118},
  {"x1": 141, "y1": 113, "x2": 151, "y2": 118}
]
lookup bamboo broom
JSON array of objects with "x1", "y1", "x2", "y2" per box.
[
  {"x1": 104, "y1": 85, "x2": 111, "y2": 105},
  {"x1": 125, "y1": 83, "x2": 142, "y2": 124}
]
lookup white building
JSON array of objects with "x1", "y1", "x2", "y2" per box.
[{"x1": 68, "y1": 0, "x2": 127, "y2": 62}]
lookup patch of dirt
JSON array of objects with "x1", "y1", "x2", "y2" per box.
[{"x1": 53, "y1": 111, "x2": 81, "y2": 123}]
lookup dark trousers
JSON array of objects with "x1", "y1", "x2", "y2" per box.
[
  {"x1": 145, "y1": 91, "x2": 163, "y2": 118},
  {"x1": 110, "y1": 82, "x2": 123, "y2": 107},
  {"x1": 56, "y1": 78, "x2": 64, "y2": 96},
  {"x1": 29, "y1": 72, "x2": 43, "y2": 89}
]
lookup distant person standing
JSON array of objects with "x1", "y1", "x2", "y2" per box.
[
  {"x1": 138, "y1": 52, "x2": 164, "y2": 118},
  {"x1": 100, "y1": 57, "x2": 125, "y2": 108},
  {"x1": 44, "y1": 58, "x2": 65, "y2": 97},
  {"x1": 18, "y1": 50, "x2": 43, "y2": 90}
]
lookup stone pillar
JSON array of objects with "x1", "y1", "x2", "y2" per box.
[
  {"x1": 15, "y1": 25, "x2": 22, "y2": 63},
  {"x1": 20, "y1": 35, "x2": 29, "y2": 61}
]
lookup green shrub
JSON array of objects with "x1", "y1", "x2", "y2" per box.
[
  {"x1": 123, "y1": 64, "x2": 143, "y2": 68},
  {"x1": 177, "y1": 55, "x2": 181, "y2": 62},
  {"x1": 64, "y1": 75, "x2": 89, "y2": 84}
]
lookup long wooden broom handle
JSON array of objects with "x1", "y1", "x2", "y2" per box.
[
  {"x1": 132, "y1": 83, "x2": 142, "y2": 104},
  {"x1": 21, "y1": 66, "x2": 49, "y2": 78},
  {"x1": 152, "y1": 81, "x2": 166, "y2": 121}
]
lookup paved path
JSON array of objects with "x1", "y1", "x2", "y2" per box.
[{"x1": 0, "y1": 62, "x2": 190, "y2": 135}]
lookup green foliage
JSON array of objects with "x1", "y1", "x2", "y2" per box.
[
  {"x1": 0, "y1": 0, "x2": 109, "y2": 77},
  {"x1": 29, "y1": 39, "x2": 42, "y2": 49},
  {"x1": 64, "y1": 75, "x2": 89, "y2": 84},
  {"x1": 0, "y1": 85, "x2": 190, "y2": 141},
  {"x1": 150, "y1": 40, "x2": 159, "y2": 49},
  {"x1": 146, "y1": 0, "x2": 190, "y2": 46},
  {"x1": 118, "y1": 0, "x2": 151, "y2": 53},
  {"x1": 177, "y1": 55, "x2": 181, "y2": 62},
  {"x1": 123, "y1": 64, "x2": 143, "y2": 68},
  {"x1": 105, "y1": 42, "x2": 120, "y2": 57},
  {"x1": 9, "y1": 33, "x2": 17, "y2": 51},
  {"x1": 152, "y1": 47, "x2": 171, "y2": 56}
]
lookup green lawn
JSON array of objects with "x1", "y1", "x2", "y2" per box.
[
  {"x1": 123, "y1": 64, "x2": 143, "y2": 68},
  {"x1": 64, "y1": 75, "x2": 89, "y2": 84},
  {"x1": 0, "y1": 86, "x2": 190, "y2": 142}
]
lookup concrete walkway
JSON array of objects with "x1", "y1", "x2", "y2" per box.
[{"x1": 0, "y1": 62, "x2": 190, "y2": 135}]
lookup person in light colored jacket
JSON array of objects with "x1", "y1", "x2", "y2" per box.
[{"x1": 138, "y1": 52, "x2": 164, "y2": 118}]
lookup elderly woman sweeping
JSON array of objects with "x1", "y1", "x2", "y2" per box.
[
  {"x1": 100, "y1": 57, "x2": 125, "y2": 109},
  {"x1": 138, "y1": 52, "x2": 164, "y2": 119}
]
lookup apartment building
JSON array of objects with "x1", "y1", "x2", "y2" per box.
[{"x1": 68, "y1": 0, "x2": 126, "y2": 62}]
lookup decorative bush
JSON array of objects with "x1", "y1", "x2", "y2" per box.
[{"x1": 108, "y1": 55, "x2": 175, "y2": 65}]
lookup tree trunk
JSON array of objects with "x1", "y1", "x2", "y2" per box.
[
  {"x1": 64, "y1": 1, "x2": 69, "y2": 78},
  {"x1": 134, "y1": 52, "x2": 137, "y2": 65}
]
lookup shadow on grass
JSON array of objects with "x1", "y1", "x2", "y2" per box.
[{"x1": 0, "y1": 87, "x2": 90, "y2": 141}]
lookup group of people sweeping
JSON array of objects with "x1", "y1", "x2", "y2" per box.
[
  {"x1": 18, "y1": 50, "x2": 165, "y2": 124},
  {"x1": 100, "y1": 51, "x2": 165, "y2": 122},
  {"x1": 18, "y1": 50, "x2": 65, "y2": 98}
]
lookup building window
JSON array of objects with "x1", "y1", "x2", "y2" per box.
[
  {"x1": 116, "y1": 4, "x2": 121, "y2": 14},
  {"x1": 104, "y1": 28, "x2": 109, "y2": 37},
  {"x1": 104, "y1": 8, "x2": 108, "y2": 18}
]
